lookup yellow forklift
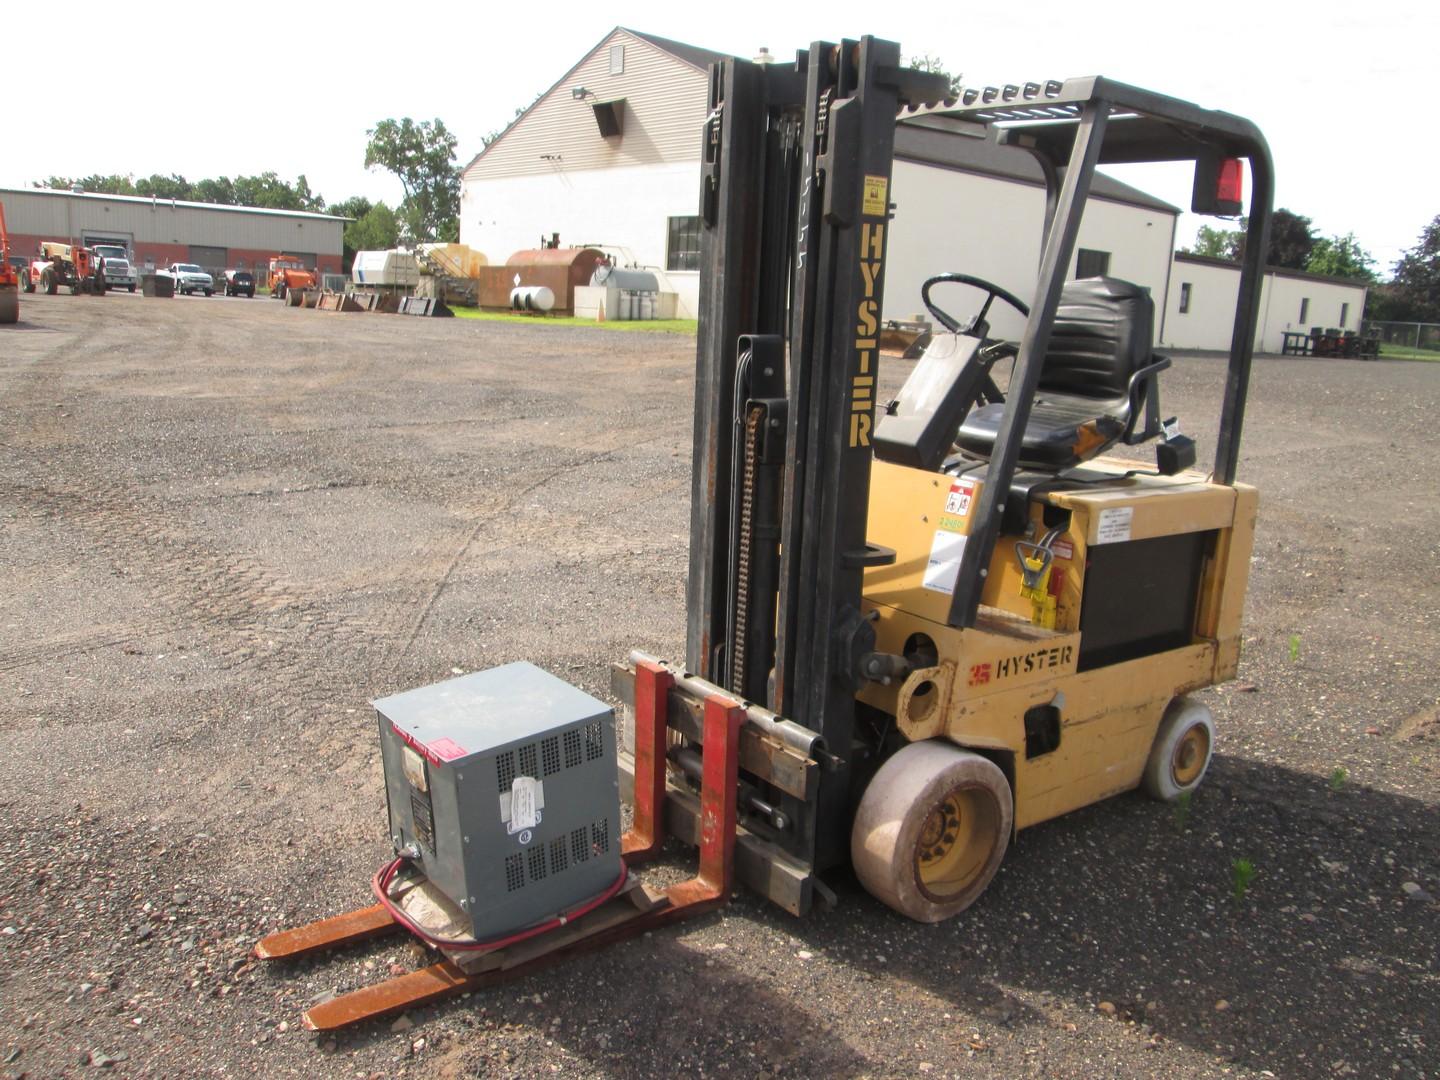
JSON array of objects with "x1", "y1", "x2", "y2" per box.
[
  {"x1": 612, "y1": 40, "x2": 1272, "y2": 924},
  {"x1": 257, "y1": 35, "x2": 1272, "y2": 1027}
]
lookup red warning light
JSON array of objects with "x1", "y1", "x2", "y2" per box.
[{"x1": 1216, "y1": 158, "x2": 1244, "y2": 205}]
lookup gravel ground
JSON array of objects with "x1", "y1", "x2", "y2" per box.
[{"x1": 1, "y1": 291, "x2": 1437, "y2": 1079}]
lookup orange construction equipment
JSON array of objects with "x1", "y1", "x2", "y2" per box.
[
  {"x1": 29, "y1": 241, "x2": 105, "y2": 296},
  {"x1": 267, "y1": 253, "x2": 317, "y2": 300},
  {"x1": 0, "y1": 201, "x2": 17, "y2": 324}
]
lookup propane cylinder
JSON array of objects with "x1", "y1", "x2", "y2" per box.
[{"x1": 509, "y1": 285, "x2": 555, "y2": 313}]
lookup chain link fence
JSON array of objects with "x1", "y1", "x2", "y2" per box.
[{"x1": 1362, "y1": 320, "x2": 1440, "y2": 354}]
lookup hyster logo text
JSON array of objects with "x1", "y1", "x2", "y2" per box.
[
  {"x1": 994, "y1": 645, "x2": 1075, "y2": 680},
  {"x1": 849, "y1": 221, "x2": 885, "y2": 448}
]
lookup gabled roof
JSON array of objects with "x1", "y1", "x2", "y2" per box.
[
  {"x1": 462, "y1": 27, "x2": 729, "y2": 175},
  {"x1": 620, "y1": 28, "x2": 734, "y2": 72}
]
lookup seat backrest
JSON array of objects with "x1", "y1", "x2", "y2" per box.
[{"x1": 1038, "y1": 277, "x2": 1154, "y2": 403}]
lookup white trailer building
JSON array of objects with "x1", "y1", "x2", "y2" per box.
[{"x1": 1163, "y1": 252, "x2": 1370, "y2": 353}]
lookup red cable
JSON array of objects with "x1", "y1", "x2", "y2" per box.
[{"x1": 371, "y1": 855, "x2": 629, "y2": 953}]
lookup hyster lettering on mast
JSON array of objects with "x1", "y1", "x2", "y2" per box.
[{"x1": 257, "y1": 36, "x2": 1272, "y2": 1030}]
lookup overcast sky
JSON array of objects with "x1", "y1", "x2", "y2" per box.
[{"x1": 9, "y1": 0, "x2": 1434, "y2": 273}]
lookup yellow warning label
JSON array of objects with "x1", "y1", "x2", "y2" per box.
[{"x1": 862, "y1": 175, "x2": 888, "y2": 216}]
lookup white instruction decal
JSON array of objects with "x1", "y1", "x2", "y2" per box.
[
  {"x1": 510, "y1": 777, "x2": 540, "y2": 831},
  {"x1": 401, "y1": 745, "x2": 427, "y2": 792},
  {"x1": 922, "y1": 530, "x2": 968, "y2": 595},
  {"x1": 500, "y1": 777, "x2": 545, "y2": 834},
  {"x1": 1095, "y1": 506, "x2": 1134, "y2": 545}
]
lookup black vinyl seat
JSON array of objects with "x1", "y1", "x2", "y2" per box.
[{"x1": 956, "y1": 277, "x2": 1168, "y2": 471}]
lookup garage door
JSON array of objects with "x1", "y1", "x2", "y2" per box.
[
  {"x1": 84, "y1": 233, "x2": 134, "y2": 250},
  {"x1": 189, "y1": 245, "x2": 229, "y2": 271}
]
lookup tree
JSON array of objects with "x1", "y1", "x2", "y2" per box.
[
  {"x1": 330, "y1": 196, "x2": 398, "y2": 269},
  {"x1": 1364, "y1": 284, "x2": 1421, "y2": 323},
  {"x1": 330, "y1": 195, "x2": 374, "y2": 222},
  {"x1": 135, "y1": 174, "x2": 193, "y2": 201},
  {"x1": 1388, "y1": 213, "x2": 1440, "y2": 322},
  {"x1": 904, "y1": 54, "x2": 963, "y2": 97},
  {"x1": 39, "y1": 174, "x2": 136, "y2": 195},
  {"x1": 1187, "y1": 224, "x2": 1241, "y2": 260},
  {"x1": 364, "y1": 118, "x2": 459, "y2": 243},
  {"x1": 191, "y1": 177, "x2": 237, "y2": 205},
  {"x1": 1306, "y1": 233, "x2": 1377, "y2": 283},
  {"x1": 1259, "y1": 208, "x2": 1315, "y2": 269},
  {"x1": 1186, "y1": 208, "x2": 1316, "y2": 268},
  {"x1": 231, "y1": 172, "x2": 324, "y2": 211},
  {"x1": 342, "y1": 203, "x2": 400, "y2": 268}
]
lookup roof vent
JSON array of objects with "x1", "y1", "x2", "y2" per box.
[
  {"x1": 753, "y1": 47, "x2": 773, "y2": 65},
  {"x1": 71, "y1": 184, "x2": 84, "y2": 194},
  {"x1": 591, "y1": 99, "x2": 625, "y2": 138}
]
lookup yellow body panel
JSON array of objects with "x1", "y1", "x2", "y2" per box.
[{"x1": 859, "y1": 458, "x2": 1257, "y2": 832}]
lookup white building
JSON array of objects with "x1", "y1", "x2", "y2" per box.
[
  {"x1": 461, "y1": 28, "x2": 1180, "y2": 329},
  {"x1": 1163, "y1": 252, "x2": 1370, "y2": 353}
]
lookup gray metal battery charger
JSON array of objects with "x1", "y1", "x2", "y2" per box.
[{"x1": 375, "y1": 662, "x2": 622, "y2": 940}]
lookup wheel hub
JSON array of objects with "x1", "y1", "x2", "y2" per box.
[
  {"x1": 1171, "y1": 724, "x2": 1210, "y2": 786},
  {"x1": 915, "y1": 787, "x2": 999, "y2": 901}
]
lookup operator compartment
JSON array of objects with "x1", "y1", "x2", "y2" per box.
[{"x1": 861, "y1": 267, "x2": 1258, "y2": 793}]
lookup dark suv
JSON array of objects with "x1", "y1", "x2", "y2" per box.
[
  {"x1": 223, "y1": 270, "x2": 256, "y2": 298},
  {"x1": 8, "y1": 255, "x2": 31, "y2": 291}
]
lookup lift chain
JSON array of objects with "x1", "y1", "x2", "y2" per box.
[{"x1": 729, "y1": 404, "x2": 764, "y2": 692}]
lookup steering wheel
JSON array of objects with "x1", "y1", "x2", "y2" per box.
[{"x1": 920, "y1": 272, "x2": 1031, "y2": 341}]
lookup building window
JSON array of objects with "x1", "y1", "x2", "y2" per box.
[
  {"x1": 666, "y1": 216, "x2": 701, "y2": 271},
  {"x1": 1299, "y1": 297, "x2": 1310, "y2": 324},
  {"x1": 1339, "y1": 302, "x2": 1349, "y2": 327},
  {"x1": 1178, "y1": 282, "x2": 1192, "y2": 314},
  {"x1": 610, "y1": 44, "x2": 624, "y2": 74},
  {"x1": 1076, "y1": 248, "x2": 1110, "y2": 278}
]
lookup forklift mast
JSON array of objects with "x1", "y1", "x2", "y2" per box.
[{"x1": 687, "y1": 39, "x2": 950, "y2": 867}]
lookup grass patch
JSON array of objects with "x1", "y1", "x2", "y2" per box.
[
  {"x1": 1231, "y1": 858, "x2": 1256, "y2": 902},
  {"x1": 1379, "y1": 344, "x2": 1440, "y2": 361},
  {"x1": 451, "y1": 308, "x2": 697, "y2": 334}
]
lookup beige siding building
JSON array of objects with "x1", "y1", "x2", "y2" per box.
[
  {"x1": 459, "y1": 28, "x2": 1180, "y2": 324},
  {"x1": 462, "y1": 29, "x2": 717, "y2": 315}
]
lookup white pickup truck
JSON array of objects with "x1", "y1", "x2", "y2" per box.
[
  {"x1": 164, "y1": 262, "x2": 214, "y2": 297},
  {"x1": 91, "y1": 244, "x2": 137, "y2": 292}
]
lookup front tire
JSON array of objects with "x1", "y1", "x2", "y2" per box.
[
  {"x1": 128, "y1": 283, "x2": 136, "y2": 293},
  {"x1": 852, "y1": 742, "x2": 1012, "y2": 923},
  {"x1": 1141, "y1": 698, "x2": 1215, "y2": 801},
  {"x1": 42, "y1": 269, "x2": 57, "y2": 295},
  {"x1": 203, "y1": 288, "x2": 212, "y2": 297}
]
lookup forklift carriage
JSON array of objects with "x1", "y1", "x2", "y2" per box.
[{"x1": 257, "y1": 35, "x2": 1273, "y2": 1030}]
